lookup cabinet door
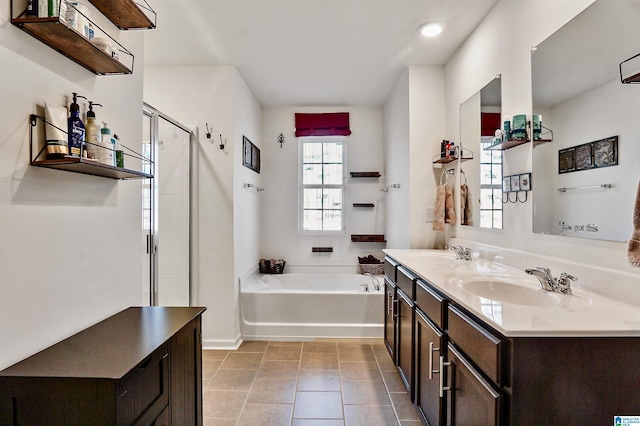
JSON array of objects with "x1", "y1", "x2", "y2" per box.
[
  {"x1": 170, "y1": 317, "x2": 203, "y2": 425},
  {"x1": 446, "y1": 344, "x2": 502, "y2": 426},
  {"x1": 396, "y1": 290, "x2": 414, "y2": 399},
  {"x1": 415, "y1": 309, "x2": 445, "y2": 426},
  {"x1": 384, "y1": 278, "x2": 397, "y2": 361}
]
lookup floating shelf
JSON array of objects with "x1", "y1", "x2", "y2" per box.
[
  {"x1": 350, "y1": 172, "x2": 381, "y2": 178},
  {"x1": 432, "y1": 146, "x2": 473, "y2": 165},
  {"x1": 312, "y1": 247, "x2": 333, "y2": 253},
  {"x1": 29, "y1": 114, "x2": 152, "y2": 180},
  {"x1": 353, "y1": 203, "x2": 375, "y2": 208},
  {"x1": 351, "y1": 234, "x2": 386, "y2": 243},
  {"x1": 484, "y1": 138, "x2": 530, "y2": 151},
  {"x1": 88, "y1": 0, "x2": 156, "y2": 30},
  {"x1": 11, "y1": 18, "x2": 134, "y2": 75}
]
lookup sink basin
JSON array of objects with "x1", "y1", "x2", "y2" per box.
[{"x1": 457, "y1": 276, "x2": 556, "y2": 307}]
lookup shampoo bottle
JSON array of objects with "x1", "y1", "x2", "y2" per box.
[
  {"x1": 67, "y1": 92, "x2": 86, "y2": 157},
  {"x1": 84, "y1": 101, "x2": 102, "y2": 160},
  {"x1": 100, "y1": 122, "x2": 114, "y2": 165},
  {"x1": 114, "y1": 134, "x2": 124, "y2": 168}
]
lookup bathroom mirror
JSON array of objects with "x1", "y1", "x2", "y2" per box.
[
  {"x1": 460, "y1": 76, "x2": 502, "y2": 229},
  {"x1": 531, "y1": 0, "x2": 640, "y2": 242}
]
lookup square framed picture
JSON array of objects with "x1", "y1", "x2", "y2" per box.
[
  {"x1": 502, "y1": 176, "x2": 511, "y2": 192},
  {"x1": 519, "y1": 173, "x2": 531, "y2": 191},
  {"x1": 242, "y1": 136, "x2": 261, "y2": 173},
  {"x1": 593, "y1": 136, "x2": 618, "y2": 168},
  {"x1": 510, "y1": 175, "x2": 520, "y2": 192},
  {"x1": 574, "y1": 143, "x2": 593, "y2": 170},
  {"x1": 558, "y1": 148, "x2": 576, "y2": 173}
]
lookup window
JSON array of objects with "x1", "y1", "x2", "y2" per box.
[
  {"x1": 479, "y1": 136, "x2": 503, "y2": 229},
  {"x1": 299, "y1": 137, "x2": 346, "y2": 233}
]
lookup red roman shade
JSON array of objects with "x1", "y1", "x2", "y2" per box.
[
  {"x1": 481, "y1": 112, "x2": 501, "y2": 137},
  {"x1": 295, "y1": 113, "x2": 351, "y2": 137}
]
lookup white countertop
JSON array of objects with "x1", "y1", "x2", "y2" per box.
[{"x1": 383, "y1": 249, "x2": 640, "y2": 337}]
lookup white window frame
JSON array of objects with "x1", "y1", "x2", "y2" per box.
[{"x1": 298, "y1": 136, "x2": 347, "y2": 235}]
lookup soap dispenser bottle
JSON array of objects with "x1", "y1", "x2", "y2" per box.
[
  {"x1": 67, "y1": 92, "x2": 86, "y2": 157},
  {"x1": 100, "y1": 122, "x2": 114, "y2": 166},
  {"x1": 84, "y1": 101, "x2": 102, "y2": 160}
]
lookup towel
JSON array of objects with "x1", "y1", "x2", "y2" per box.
[
  {"x1": 445, "y1": 185, "x2": 456, "y2": 224},
  {"x1": 433, "y1": 184, "x2": 446, "y2": 232},
  {"x1": 460, "y1": 184, "x2": 473, "y2": 226},
  {"x1": 628, "y1": 179, "x2": 640, "y2": 267}
]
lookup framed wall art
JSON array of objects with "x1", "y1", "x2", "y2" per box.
[
  {"x1": 242, "y1": 136, "x2": 260, "y2": 173},
  {"x1": 558, "y1": 136, "x2": 618, "y2": 174}
]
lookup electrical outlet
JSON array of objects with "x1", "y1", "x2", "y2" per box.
[{"x1": 425, "y1": 207, "x2": 435, "y2": 223}]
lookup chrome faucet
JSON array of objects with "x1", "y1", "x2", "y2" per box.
[
  {"x1": 449, "y1": 245, "x2": 474, "y2": 261},
  {"x1": 525, "y1": 267, "x2": 577, "y2": 295},
  {"x1": 364, "y1": 272, "x2": 381, "y2": 291}
]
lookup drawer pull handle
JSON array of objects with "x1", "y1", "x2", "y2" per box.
[
  {"x1": 118, "y1": 389, "x2": 128, "y2": 399},
  {"x1": 393, "y1": 299, "x2": 399, "y2": 319},
  {"x1": 439, "y1": 356, "x2": 451, "y2": 398},
  {"x1": 428, "y1": 341, "x2": 440, "y2": 380},
  {"x1": 387, "y1": 291, "x2": 393, "y2": 314}
]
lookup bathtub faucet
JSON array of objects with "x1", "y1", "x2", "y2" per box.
[{"x1": 364, "y1": 273, "x2": 380, "y2": 291}]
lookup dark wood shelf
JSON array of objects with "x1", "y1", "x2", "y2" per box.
[
  {"x1": 432, "y1": 156, "x2": 473, "y2": 164},
  {"x1": 32, "y1": 157, "x2": 152, "y2": 180},
  {"x1": 11, "y1": 18, "x2": 133, "y2": 75},
  {"x1": 353, "y1": 203, "x2": 375, "y2": 208},
  {"x1": 312, "y1": 247, "x2": 333, "y2": 253},
  {"x1": 88, "y1": 0, "x2": 156, "y2": 30},
  {"x1": 484, "y1": 138, "x2": 529, "y2": 151},
  {"x1": 350, "y1": 172, "x2": 381, "y2": 178},
  {"x1": 351, "y1": 234, "x2": 386, "y2": 243}
]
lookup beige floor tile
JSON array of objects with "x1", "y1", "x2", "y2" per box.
[
  {"x1": 343, "y1": 405, "x2": 398, "y2": 425},
  {"x1": 247, "y1": 378, "x2": 297, "y2": 404},
  {"x1": 342, "y1": 380, "x2": 391, "y2": 405},
  {"x1": 220, "y1": 352, "x2": 264, "y2": 370},
  {"x1": 268, "y1": 341, "x2": 304, "y2": 347},
  {"x1": 300, "y1": 352, "x2": 339, "y2": 370},
  {"x1": 264, "y1": 344, "x2": 303, "y2": 361},
  {"x1": 381, "y1": 371, "x2": 406, "y2": 393},
  {"x1": 339, "y1": 361, "x2": 382, "y2": 381},
  {"x1": 293, "y1": 391, "x2": 344, "y2": 419},
  {"x1": 375, "y1": 350, "x2": 396, "y2": 371},
  {"x1": 297, "y1": 369, "x2": 341, "y2": 391},
  {"x1": 203, "y1": 390, "x2": 248, "y2": 419},
  {"x1": 292, "y1": 420, "x2": 345, "y2": 426},
  {"x1": 203, "y1": 418, "x2": 238, "y2": 426},
  {"x1": 236, "y1": 403, "x2": 293, "y2": 426},
  {"x1": 237, "y1": 340, "x2": 269, "y2": 353},
  {"x1": 202, "y1": 360, "x2": 223, "y2": 379},
  {"x1": 389, "y1": 392, "x2": 421, "y2": 421},
  {"x1": 303, "y1": 342, "x2": 338, "y2": 353},
  {"x1": 203, "y1": 350, "x2": 229, "y2": 361},
  {"x1": 337, "y1": 345, "x2": 376, "y2": 362},
  {"x1": 255, "y1": 360, "x2": 300, "y2": 381},
  {"x1": 207, "y1": 369, "x2": 257, "y2": 391}
]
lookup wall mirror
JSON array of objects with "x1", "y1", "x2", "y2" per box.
[
  {"x1": 531, "y1": 0, "x2": 640, "y2": 242},
  {"x1": 459, "y1": 76, "x2": 503, "y2": 229}
]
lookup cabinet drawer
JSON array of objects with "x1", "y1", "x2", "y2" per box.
[
  {"x1": 447, "y1": 305, "x2": 504, "y2": 385},
  {"x1": 384, "y1": 257, "x2": 399, "y2": 283},
  {"x1": 396, "y1": 266, "x2": 416, "y2": 301},
  {"x1": 416, "y1": 279, "x2": 446, "y2": 330},
  {"x1": 117, "y1": 343, "x2": 170, "y2": 425}
]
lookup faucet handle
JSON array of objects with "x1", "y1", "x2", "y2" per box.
[
  {"x1": 559, "y1": 273, "x2": 577, "y2": 282},
  {"x1": 557, "y1": 273, "x2": 577, "y2": 295}
]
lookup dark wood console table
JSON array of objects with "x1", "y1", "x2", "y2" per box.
[{"x1": 0, "y1": 306, "x2": 206, "y2": 425}]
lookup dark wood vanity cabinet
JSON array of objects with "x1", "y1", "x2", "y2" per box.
[
  {"x1": 0, "y1": 306, "x2": 206, "y2": 426},
  {"x1": 384, "y1": 277, "x2": 397, "y2": 361},
  {"x1": 415, "y1": 309, "x2": 446, "y2": 426},
  {"x1": 396, "y1": 288, "x2": 415, "y2": 398}
]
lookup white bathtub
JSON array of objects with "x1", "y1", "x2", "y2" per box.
[{"x1": 240, "y1": 272, "x2": 384, "y2": 340}]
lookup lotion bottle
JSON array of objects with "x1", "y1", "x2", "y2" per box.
[
  {"x1": 67, "y1": 92, "x2": 86, "y2": 157},
  {"x1": 100, "y1": 122, "x2": 114, "y2": 165},
  {"x1": 84, "y1": 101, "x2": 102, "y2": 160}
]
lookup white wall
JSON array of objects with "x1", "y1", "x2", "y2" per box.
[
  {"x1": 144, "y1": 65, "x2": 261, "y2": 349},
  {"x1": 260, "y1": 107, "x2": 385, "y2": 268},
  {"x1": 445, "y1": 0, "x2": 640, "y2": 276},
  {"x1": 0, "y1": 7, "x2": 145, "y2": 369}
]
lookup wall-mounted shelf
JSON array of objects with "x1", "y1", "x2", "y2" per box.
[
  {"x1": 88, "y1": 0, "x2": 156, "y2": 30},
  {"x1": 312, "y1": 247, "x2": 333, "y2": 253},
  {"x1": 29, "y1": 114, "x2": 152, "y2": 180},
  {"x1": 351, "y1": 234, "x2": 386, "y2": 243},
  {"x1": 484, "y1": 138, "x2": 530, "y2": 151},
  {"x1": 432, "y1": 147, "x2": 474, "y2": 164},
  {"x1": 485, "y1": 121, "x2": 553, "y2": 151},
  {"x1": 350, "y1": 172, "x2": 381, "y2": 178},
  {"x1": 353, "y1": 203, "x2": 375, "y2": 208}
]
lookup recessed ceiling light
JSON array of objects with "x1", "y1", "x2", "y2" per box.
[{"x1": 417, "y1": 22, "x2": 444, "y2": 37}]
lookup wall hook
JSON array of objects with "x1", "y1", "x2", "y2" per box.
[
  {"x1": 277, "y1": 133, "x2": 285, "y2": 148},
  {"x1": 205, "y1": 123, "x2": 212, "y2": 140}
]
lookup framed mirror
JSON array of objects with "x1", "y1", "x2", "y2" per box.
[
  {"x1": 531, "y1": 0, "x2": 640, "y2": 242},
  {"x1": 460, "y1": 76, "x2": 503, "y2": 229}
]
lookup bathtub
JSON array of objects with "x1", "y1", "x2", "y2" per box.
[{"x1": 240, "y1": 272, "x2": 384, "y2": 340}]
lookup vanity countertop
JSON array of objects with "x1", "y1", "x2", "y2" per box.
[{"x1": 383, "y1": 249, "x2": 640, "y2": 337}]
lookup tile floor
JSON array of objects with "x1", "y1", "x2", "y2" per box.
[{"x1": 202, "y1": 339, "x2": 422, "y2": 426}]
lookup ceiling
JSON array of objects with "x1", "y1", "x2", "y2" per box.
[{"x1": 143, "y1": 0, "x2": 499, "y2": 107}]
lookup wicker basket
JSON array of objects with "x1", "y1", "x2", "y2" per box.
[
  {"x1": 259, "y1": 259, "x2": 286, "y2": 274},
  {"x1": 359, "y1": 263, "x2": 384, "y2": 275}
]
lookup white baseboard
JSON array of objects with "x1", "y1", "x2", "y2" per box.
[{"x1": 202, "y1": 333, "x2": 242, "y2": 350}]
